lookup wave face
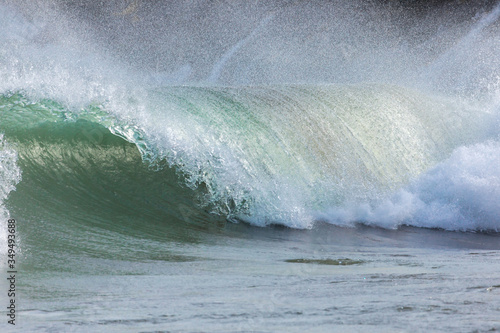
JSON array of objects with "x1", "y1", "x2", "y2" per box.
[{"x1": 1, "y1": 1, "x2": 499, "y2": 232}]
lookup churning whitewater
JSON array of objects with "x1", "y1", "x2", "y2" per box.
[{"x1": 0, "y1": 1, "x2": 499, "y2": 232}]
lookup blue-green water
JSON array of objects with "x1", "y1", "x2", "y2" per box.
[{"x1": 1, "y1": 1, "x2": 500, "y2": 332}]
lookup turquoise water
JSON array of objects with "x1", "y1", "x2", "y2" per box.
[{"x1": 1, "y1": 1, "x2": 500, "y2": 332}]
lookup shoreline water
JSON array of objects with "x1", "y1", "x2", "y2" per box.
[{"x1": 3, "y1": 222, "x2": 499, "y2": 332}]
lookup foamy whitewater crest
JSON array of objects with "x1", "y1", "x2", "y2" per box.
[
  {"x1": 0, "y1": 134, "x2": 22, "y2": 257},
  {"x1": 318, "y1": 140, "x2": 500, "y2": 231}
]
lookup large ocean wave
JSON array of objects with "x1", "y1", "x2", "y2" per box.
[
  {"x1": 1, "y1": 85, "x2": 498, "y2": 231},
  {"x1": 1, "y1": 1, "x2": 499, "y2": 233}
]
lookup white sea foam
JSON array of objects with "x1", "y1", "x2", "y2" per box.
[{"x1": 318, "y1": 140, "x2": 500, "y2": 231}]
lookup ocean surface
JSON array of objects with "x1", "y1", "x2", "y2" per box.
[{"x1": 1, "y1": 0, "x2": 500, "y2": 332}]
